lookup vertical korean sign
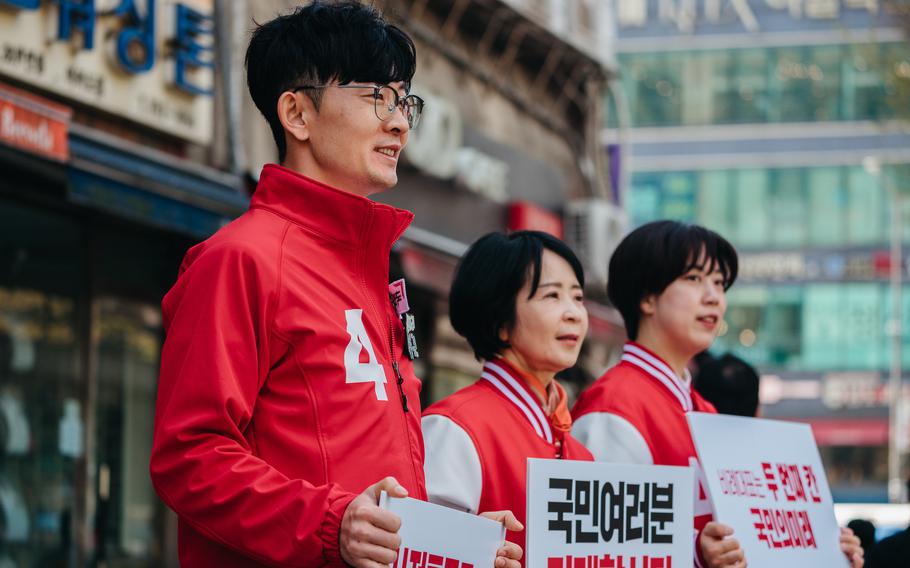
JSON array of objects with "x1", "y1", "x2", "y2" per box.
[
  {"x1": 0, "y1": 0, "x2": 214, "y2": 143},
  {"x1": 526, "y1": 459, "x2": 694, "y2": 568},
  {"x1": 688, "y1": 412, "x2": 848, "y2": 567}
]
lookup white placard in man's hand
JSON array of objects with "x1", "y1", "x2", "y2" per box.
[
  {"x1": 380, "y1": 492, "x2": 506, "y2": 568},
  {"x1": 688, "y1": 412, "x2": 849, "y2": 568}
]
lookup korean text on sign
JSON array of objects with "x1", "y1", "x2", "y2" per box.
[
  {"x1": 526, "y1": 459, "x2": 694, "y2": 568},
  {"x1": 688, "y1": 412, "x2": 850, "y2": 568}
]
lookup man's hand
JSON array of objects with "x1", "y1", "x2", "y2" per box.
[
  {"x1": 340, "y1": 477, "x2": 408, "y2": 568},
  {"x1": 839, "y1": 527, "x2": 864, "y2": 568},
  {"x1": 479, "y1": 510, "x2": 524, "y2": 568},
  {"x1": 699, "y1": 522, "x2": 746, "y2": 568}
]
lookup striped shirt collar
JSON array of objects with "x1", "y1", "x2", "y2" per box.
[
  {"x1": 480, "y1": 359, "x2": 554, "y2": 444},
  {"x1": 620, "y1": 342, "x2": 693, "y2": 413}
]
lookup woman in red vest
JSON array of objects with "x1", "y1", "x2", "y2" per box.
[{"x1": 422, "y1": 231, "x2": 594, "y2": 563}]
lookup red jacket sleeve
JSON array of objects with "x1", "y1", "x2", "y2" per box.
[{"x1": 149, "y1": 243, "x2": 356, "y2": 567}]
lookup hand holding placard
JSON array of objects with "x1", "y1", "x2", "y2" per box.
[
  {"x1": 380, "y1": 492, "x2": 506, "y2": 568},
  {"x1": 342, "y1": 477, "x2": 409, "y2": 568}
]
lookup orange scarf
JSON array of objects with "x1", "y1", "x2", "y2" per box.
[{"x1": 501, "y1": 360, "x2": 573, "y2": 433}]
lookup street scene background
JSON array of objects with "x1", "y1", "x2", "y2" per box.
[{"x1": 0, "y1": 0, "x2": 908, "y2": 566}]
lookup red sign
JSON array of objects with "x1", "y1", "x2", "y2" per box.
[
  {"x1": 0, "y1": 83, "x2": 70, "y2": 162},
  {"x1": 508, "y1": 200, "x2": 563, "y2": 239}
]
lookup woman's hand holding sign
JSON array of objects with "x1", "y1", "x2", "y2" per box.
[{"x1": 700, "y1": 522, "x2": 746, "y2": 568}]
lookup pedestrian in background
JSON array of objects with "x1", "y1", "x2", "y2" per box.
[{"x1": 693, "y1": 352, "x2": 761, "y2": 417}]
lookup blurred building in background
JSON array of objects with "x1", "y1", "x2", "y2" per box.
[
  {"x1": 608, "y1": 0, "x2": 910, "y2": 502},
  {"x1": 0, "y1": 0, "x2": 622, "y2": 565}
]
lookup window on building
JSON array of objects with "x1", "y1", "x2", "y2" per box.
[
  {"x1": 847, "y1": 167, "x2": 885, "y2": 245},
  {"x1": 0, "y1": 201, "x2": 85, "y2": 567},
  {"x1": 734, "y1": 169, "x2": 770, "y2": 247},
  {"x1": 807, "y1": 167, "x2": 845, "y2": 246}
]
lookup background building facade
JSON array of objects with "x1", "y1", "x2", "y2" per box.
[{"x1": 609, "y1": 0, "x2": 910, "y2": 502}]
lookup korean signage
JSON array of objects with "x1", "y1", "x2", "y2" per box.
[
  {"x1": 0, "y1": 82, "x2": 70, "y2": 161},
  {"x1": 688, "y1": 413, "x2": 848, "y2": 567},
  {"x1": 616, "y1": 0, "x2": 880, "y2": 33},
  {"x1": 526, "y1": 459, "x2": 694, "y2": 568},
  {"x1": 738, "y1": 250, "x2": 905, "y2": 282},
  {"x1": 380, "y1": 493, "x2": 505, "y2": 568},
  {"x1": 0, "y1": 0, "x2": 214, "y2": 143}
]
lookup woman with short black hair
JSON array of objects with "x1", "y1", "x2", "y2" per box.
[
  {"x1": 572, "y1": 219, "x2": 863, "y2": 568},
  {"x1": 423, "y1": 231, "x2": 593, "y2": 561}
]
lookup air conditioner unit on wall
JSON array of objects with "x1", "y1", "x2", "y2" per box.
[{"x1": 564, "y1": 199, "x2": 628, "y2": 290}]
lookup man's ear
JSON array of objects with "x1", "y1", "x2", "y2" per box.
[
  {"x1": 640, "y1": 294, "x2": 657, "y2": 316},
  {"x1": 276, "y1": 91, "x2": 311, "y2": 145}
]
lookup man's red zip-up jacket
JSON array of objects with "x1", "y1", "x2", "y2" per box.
[{"x1": 150, "y1": 164, "x2": 427, "y2": 567}]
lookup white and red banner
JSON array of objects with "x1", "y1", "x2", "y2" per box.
[
  {"x1": 688, "y1": 412, "x2": 848, "y2": 568},
  {"x1": 526, "y1": 458, "x2": 694, "y2": 568},
  {"x1": 380, "y1": 493, "x2": 505, "y2": 568}
]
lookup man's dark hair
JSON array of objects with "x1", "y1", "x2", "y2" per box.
[
  {"x1": 608, "y1": 220, "x2": 738, "y2": 340},
  {"x1": 450, "y1": 231, "x2": 585, "y2": 362},
  {"x1": 245, "y1": 1, "x2": 417, "y2": 161},
  {"x1": 694, "y1": 353, "x2": 760, "y2": 417}
]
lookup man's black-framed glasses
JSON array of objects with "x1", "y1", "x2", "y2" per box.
[{"x1": 293, "y1": 83, "x2": 424, "y2": 129}]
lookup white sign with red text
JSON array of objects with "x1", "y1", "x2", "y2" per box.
[
  {"x1": 526, "y1": 458, "x2": 694, "y2": 568},
  {"x1": 380, "y1": 493, "x2": 505, "y2": 568},
  {"x1": 688, "y1": 412, "x2": 848, "y2": 568}
]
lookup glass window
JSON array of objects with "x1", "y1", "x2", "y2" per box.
[
  {"x1": 842, "y1": 284, "x2": 883, "y2": 369},
  {"x1": 629, "y1": 175, "x2": 661, "y2": 227},
  {"x1": 776, "y1": 47, "x2": 816, "y2": 122},
  {"x1": 93, "y1": 298, "x2": 164, "y2": 565},
  {"x1": 622, "y1": 53, "x2": 683, "y2": 127},
  {"x1": 807, "y1": 167, "x2": 845, "y2": 246},
  {"x1": 802, "y1": 284, "x2": 844, "y2": 370},
  {"x1": 727, "y1": 49, "x2": 770, "y2": 124},
  {"x1": 697, "y1": 170, "x2": 733, "y2": 238},
  {"x1": 847, "y1": 43, "x2": 889, "y2": 121},
  {"x1": 808, "y1": 45, "x2": 843, "y2": 121},
  {"x1": 768, "y1": 169, "x2": 807, "y2": 248},
  {"x1": 0, "y1": 201, "x2": 85, "y2": 567},
  {"x1": 734, "y1": 169, "x2": 770, "y2": 248},
  {"x1": 847, "y1": 167, "x2": 885, "y2": 245},
  {"x1": 660, "y1": 172, "x2": 696, "y2": 221}
]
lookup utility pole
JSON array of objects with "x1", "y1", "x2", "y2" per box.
[{"x1": 865, "y1": 155, "x2": 907, "y2": 503}]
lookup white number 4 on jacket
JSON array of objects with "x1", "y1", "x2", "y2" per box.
[{"x1": 343, "y1": 309, "x2": 388, "y2": 400}]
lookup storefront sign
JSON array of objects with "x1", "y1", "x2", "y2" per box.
[
  {"x1": 0, "y1": 83, "x2": 70, "y2": 161},
  {"x1": 617, "y1": 0, "x2": 880, "y2": 32},
  {"x1": 379, "y1": 493, "x2": 505, "y2": 568},
  {"x1": 525, "y1": 458, "x2": 694, "y2": 568},
  {"x1": 688, "y1": 413, "x2": 848, "y2": 567},
  {"x1": 0, "y1": 0, "x2": 214, "y2": 143},
  {"x1": 738, "y1": 250, "x2": 905, "y2": 282}
]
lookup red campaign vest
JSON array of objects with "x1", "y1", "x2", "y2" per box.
[
  {"x1": 424, "y1": 359, "x2": 593, "y2": 556},
  {"x1": 572, "y1": 342, "x2": 717, "y2": 532}
]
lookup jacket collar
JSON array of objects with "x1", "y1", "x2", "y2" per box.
[
  {"x1": 251, "y1": 164, "x2": 414, "y2": 250},
  {"x1": 481, "y1": 359, "x2": 555, "y2": 444},
  {"x1": 620, "y1": 341, "x2": 693, "y2": 412}
]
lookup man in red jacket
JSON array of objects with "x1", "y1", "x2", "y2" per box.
[{"x1": 150, "y1": 2, "x2": 521, "y2": 567}]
